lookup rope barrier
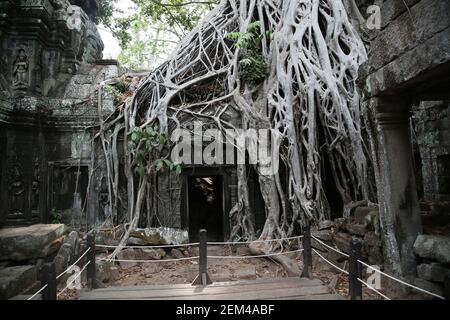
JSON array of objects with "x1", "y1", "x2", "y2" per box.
[
  {"x1": 208, "y1": 249, "x2": 304, "y2": 260},
  {"x1": 311, "y1": 235, "x2": 349, "y2": 258},
  {"x1": 208, "y1": 235, "x2": 304, "y2": 246},
  {"x1": 358, "y1": 260, "x2": 445, "y2": 300},
  {"x1": 312, "y1": 248, "x2": 349, "y2": 275},
  {"x1": 97, "y1": 256, "x2": 200, "y2": 263},
  {"x1": 95, "y1": 242, "x2": 200, "y2": 249},
  {"x1": 27, "y1": 284, "x2": 48, "y2": 301},
  {"x1": 357, "y1": 278, "x2": 391, "y2": 300},
  {"x1": 56, "y1": 247, "x2": 91, "y2": 280},
  {"x1": 57, "y1": 260, "x2": 90, "y2": 298}
]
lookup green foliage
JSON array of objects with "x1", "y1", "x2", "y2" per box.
[
  {"x1": 50, "y1": 208, "x2": 62, "y2": 224},
  {"x1": 128, "y1": 125, "x2": 182, "y2": 177},
  {"x1": 115, "y1": 79, "x2": 131, "y2": 94},
  {"x1": 102, "y1": 0, "x2": 215, "y2": 70},
  {"x1": 104, "y1": 84, "x2": 122, "y2": 106},
  {"x1": 225, "y1": 21, "x2": 272, "y2": 84}
]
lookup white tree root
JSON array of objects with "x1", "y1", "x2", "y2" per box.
[{"x1": 91, "y1": 0, "x2": 373, "y2": 261}]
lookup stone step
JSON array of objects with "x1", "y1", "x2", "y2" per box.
[
  {"x1": 0, "y1": 224, "x2": 66, "y2": 262},
  {"x1": 0, "y1": 265, "x2": 37, "y2": 300}
]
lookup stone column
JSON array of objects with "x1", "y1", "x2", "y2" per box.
[{"x1": 372, "y1": 96, "x2": 422, "y2": 277}]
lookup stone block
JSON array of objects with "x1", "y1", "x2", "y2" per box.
[
  {"x1": 0, "y1": 224, "x2": 66, "y2": 262},
  {"x1": 413, "y1": 278, "x2": 444, "y2": 298},
  {"x1": 0, "y1": 265, "x2": 37, "y2": 300},
  {"x1": 332, "y1": 232, "x2": 352, "y2": 255},
  {"x1": 346, "y1": 223, "x2": 367, "y2": 236},
  {"x1": 170, "y1": 248, "x2": 184, "y2": 260},
  {"x1": 368, "y1": 0, "x2": 450, "y2": 74},
  {"x1": 312, "y1": 230, "x2": 332, "y2": 242},
  {"x1": 417, "y1": 263, "x2": 450, "y2": 283},
  {"x1": 141, "y1": 248, "x2": 166, "y2": 260},
  {"x1": 318, "y1": 220, "x2": 334, "y2": 230},
  {"x1": 414, "y1": 234, "x2": 450, "y2": 264},
  {"x1": 354, "y1": 207, "x2": 376, "y2": 224}
]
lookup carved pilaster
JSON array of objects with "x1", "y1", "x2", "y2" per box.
[{"x1": 371, "y1": 96, "x2": 422, "y2": 278}]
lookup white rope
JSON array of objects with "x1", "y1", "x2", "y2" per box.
[
  {"x1": 57, "y1": 261, "x2": 90, "y2": 298},
  {"x1": 208, "y1": 249, "x2": 304, "y2": 260},
  {"x1": 208, "y1": 235, "x2": 304, "y2": 246},
  {"x1": 358, "y1": 260, "x2": 445, "y2": 300},
  {"x1": 311, "y1": 235, "x2": 350, "y2": 258},
  {"x1": 98, "y1": 256, "x2": 200, "y2": 263},
  {"x1": 27, "y1": 284, "x2": 48, "y2": 301},
  {"x1": 357, "y1": 278, "x2": 391, "y2": 300},
  {"x1": 56, "y1": 247, "x2": 91, "y2": 280},
  {"x1": 95, "y1": 242, "x2": 200, "y2": 249},
  {"x1": 312, "y1": 248, "x2": 349, "y2": 275}
]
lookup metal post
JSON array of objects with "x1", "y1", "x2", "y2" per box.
[
  {"x1": 444, "y1": 275, "x2": 450, "y2": 300},
  {"x1": 349, "y1": 237, "x2": 363, "y2": 300},
  {"x1": 41, "y1": 262, "x2": 56, "y2": 300},
  {"x1": 192, "y1": 229, "x2": 212, "y2": 286},
  {"x1": 301, "y1": 225, "x2": 313, "y2": 279},
  {"x1": 87, "y1": 233, "x2": 97, "y2": 289}
]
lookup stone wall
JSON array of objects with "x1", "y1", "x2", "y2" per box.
[
  {"x1": 0, "y1": 0, "x2": 123, "y2": 227},
  {"x1": 413, "y1": 101, "x2": 450, "y2": 201},
  {"x1": 354, "y1": 0, "x2": 450, "y2": 277}
]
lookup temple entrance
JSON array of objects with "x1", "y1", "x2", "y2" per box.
[{"x1": 187, "y1": 175, "x2": 224, "y2": 242}]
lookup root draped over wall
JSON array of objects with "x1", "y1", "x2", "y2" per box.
[{"x1": 91, "y1": 0, "x2": 373, "y2": 251}]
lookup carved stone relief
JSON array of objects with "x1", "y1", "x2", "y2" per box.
[
  {"x1": 7, "y1": 150, "x2": 26, "y2": 217},
  {"x1": 12, "y1": 48, "x2": 30, "y2": 90}
]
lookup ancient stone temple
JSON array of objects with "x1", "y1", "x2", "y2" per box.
[
  {"x1": 353, "y1": 0, "x2": 450, "y2": 278},
  {"x1": 0, "y1": 0, "x2": 449, "y2": 301},
  {"x1": 0, "y1": 0, "x2": 122, "y2": 227}
]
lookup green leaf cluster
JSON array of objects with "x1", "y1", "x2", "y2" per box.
[
  {"x1": 225, "y1": 22, "x2": 272, "y2": 84},
  {"x1": 128, "y1": 125, "x2": 181, "y2": 176}
]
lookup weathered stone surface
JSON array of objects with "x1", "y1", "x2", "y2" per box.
[
  {"x1": 312, "y1": 230, "x2": 332, "y2": 242},
  {"x1": 417, "y1": 263, "x2": 450, "y2": 283},
  {"x1": 354, "y1": 207, "x2": 376, "y2": 224},
  {"x1": 364, "y1": 232, "x2": 382, "y2": 247},
  {"x1": 0, "y1": 224, "x2": 66, "y2": 262},
  {"x1": 334, "y1": 218, "x2": 347, "y2": 232},
  {"x1": 96, "y1": 261, "x2": 112, "y2": 283},
  {"x1": 332, "y1": 232, "x2": 352, "y2": 255},
  {"x1": 346, "y1": 223, "x2": 367, "y2": 236},
  {"x1": 129, "y1": 227, "x2": 189, "y2": 246},
  {"x1": 170, "y1": 248, "x2": 185, "y2": 260},
  {"x1": 367, "y1": 0, "x2": 450, "y2": 74},
  {"x1": 116, "y1": 247, "x2": 166, "y2": 268},
  {"x1": 109, "y1": 266, "x2": 120, "y2": 281},
  {"x1": 318, "y1": 220, "x2": 334, "y2": 230},
  {"x1": 141, "y1": 248, "x2": 166, "y2": 260},
  {"x1": 414, "y1": 235, "x2": 450, "y2": 264},
  {"x1": 362, "y1": 232, "x2": 383, "y2": 265},
  {"x1": 413, "y1": 278, "x2": 444, "y2": 297},
  {"x1": 54, "y1": 243, "x2": 73, "y2": 278},
  {"x1": 363, "y1": 27, "x2": 450, "y2": 97},
  {"x1": 96, "y1": 226, "x2": 126, "y2": 246},
  {"x1": 64, "y1": 231, "x2": 79, "y2": 261},
  {"x1": 117, "y1": 249, "x2": 140, "y2": 269},
  {"x1": 0, "y1": 265, "x2": 37, "y2": 300}
]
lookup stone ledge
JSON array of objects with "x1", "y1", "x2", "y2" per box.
[{"x1": 362, "y1": 27, "x2": 450, "y2": 97}]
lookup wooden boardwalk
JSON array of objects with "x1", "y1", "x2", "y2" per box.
[{"x1": 79, "y1": 277, "x2": 342, "y2": 300}]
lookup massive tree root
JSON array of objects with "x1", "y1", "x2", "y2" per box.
[{"x1": 92, "y1": 0, "x2": 372, "y2": 259}]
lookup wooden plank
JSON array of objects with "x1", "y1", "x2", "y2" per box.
[
  {"x1": 81, "y1": 285, "x2": 330, "y2": 300},
  {"x1": 271, "y1": 294, "x2": 343, "y2": 300},
  {"x1": 80, "y1": 278, "x2": 319, "y2": 298},
  {"x1": 87, "y1": 277, "x2": 322, "y2": 293},
  {"x1": 80, "y1": 281, "x2": 330, "y2": 300}
]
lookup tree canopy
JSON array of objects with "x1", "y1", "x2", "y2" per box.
[{"x1": 97, "y1": 0, "x2": 217, "y2": 70}]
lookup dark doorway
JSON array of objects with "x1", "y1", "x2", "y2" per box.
[{"x1": 188, "y1": 175, "x2": 224, "y2": 242}]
